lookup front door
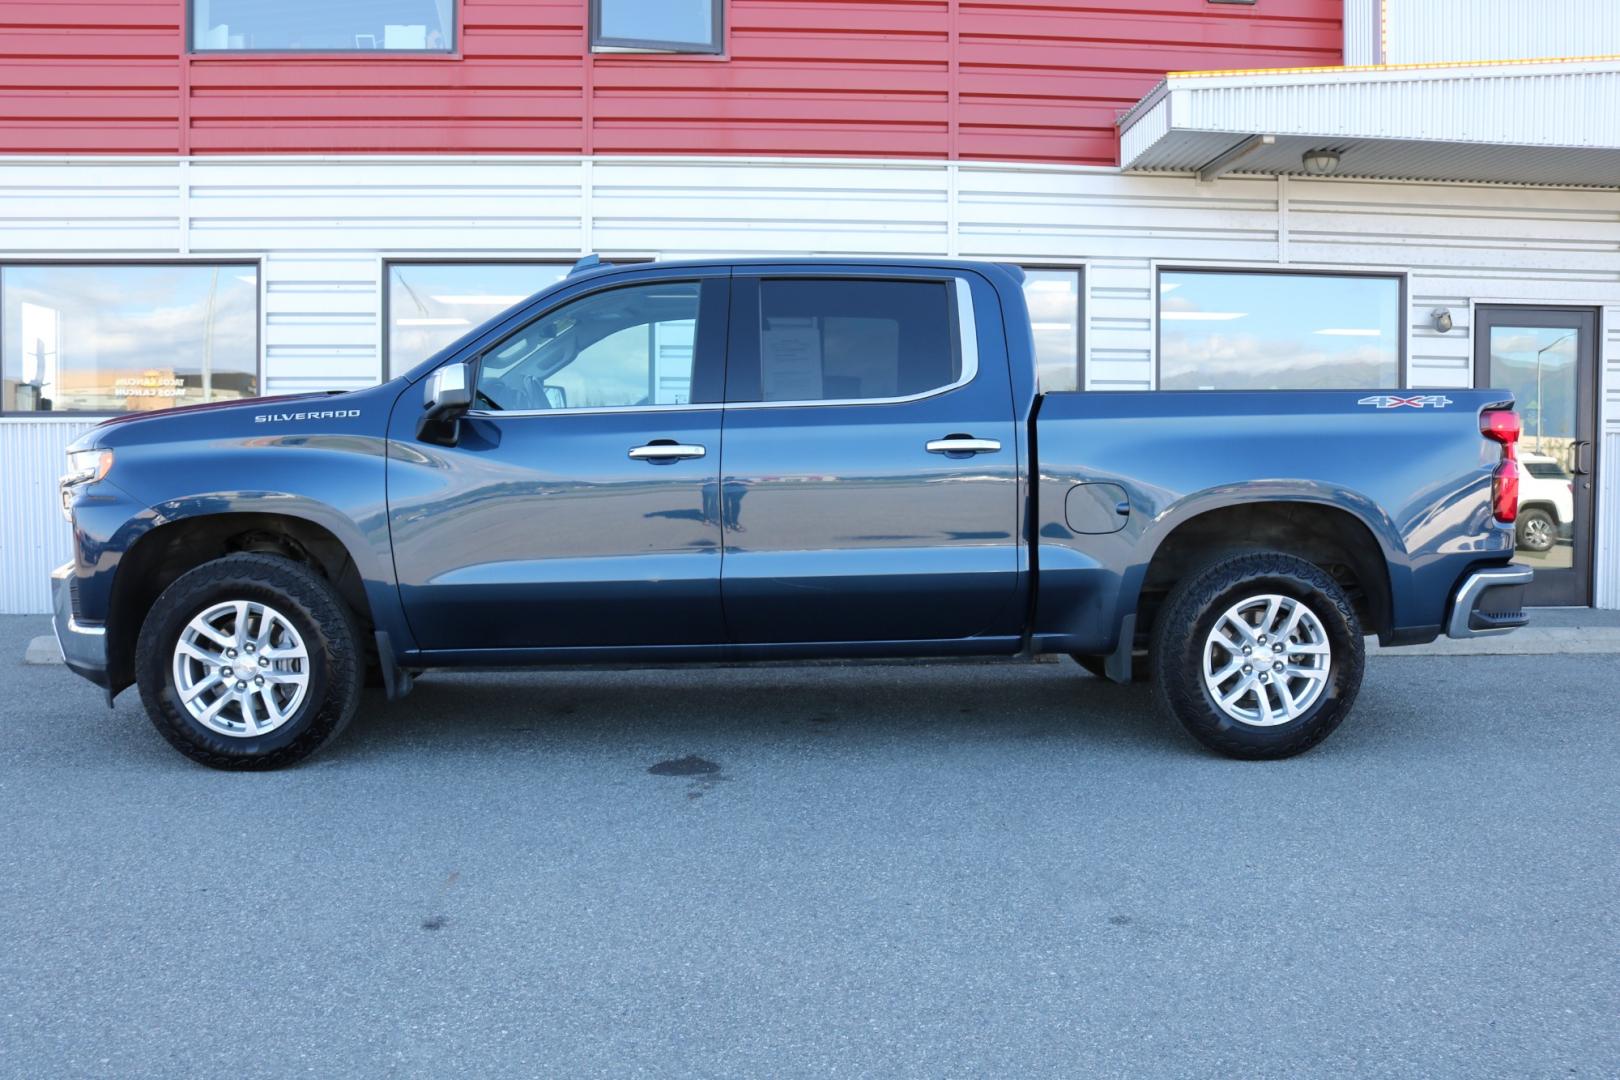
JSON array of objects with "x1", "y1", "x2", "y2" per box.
[
  {"x1": 1474, "y1": 305, "x2": 1598, "y2": 607},
  {"x1": 388, "y1": 269, "x2": 731, "y2": 651},
  {"x1": 718, "y1": 269, "x2": 1023, "y2": 646}
]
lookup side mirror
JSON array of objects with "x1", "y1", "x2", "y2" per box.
[{"x1": 417, "y1": 362, "x2": 472, "y2": 445}]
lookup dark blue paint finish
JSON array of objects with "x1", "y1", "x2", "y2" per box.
[
  {"x1": 56, "y1": 255, "x2": 1520, "y2": 700},
  {"x1": 1031, "y1": 390, "x2": 1515, "y2": 653},
  {"x1": 717, "y1": 265, "x2": 1024, "y2": 644},
  {"x1": 63, "y1": 385, "x2": 410, "y2": 663},
  {"x1": 387, "y1": 406, "x2": 726, "y2": 650}
]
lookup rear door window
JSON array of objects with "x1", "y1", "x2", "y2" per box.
[{"x1": 734, "y1": 278, "x2": 965, "y2": 403}]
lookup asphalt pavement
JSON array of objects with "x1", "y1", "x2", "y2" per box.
[{"x1": 1, "y1": 614, "x2": 1615, "y2": 1079}]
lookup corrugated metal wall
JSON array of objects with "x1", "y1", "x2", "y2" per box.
[
  {"x1": 0, "y1": 419, "x2": 97, "y2": 613},
  {"x1": 1383, "y1": 0, "x2": 1620, "y2": 66},
  {"x1": 0, "y1": 0, "x2": 1342, "y2": 163},
  {"x1": 3, "y1": 154, "x2": 1619, "y2": 611}
]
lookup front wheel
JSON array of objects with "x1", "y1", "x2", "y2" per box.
[
  {"x1": 135, "y1": 553, "x2": 364, "y2": 770},
  {"x1": 1152, "y1": 551, "x2": 1364, "y2": 760}
]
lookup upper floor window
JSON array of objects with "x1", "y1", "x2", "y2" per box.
[
  {"x1": 192, "y1": 0, "x2": 456, "y2": 53},
  {"x1": 591, "y1": 0, "x2": 723, "y2": 54},
  {"x1": 474, "y1": 282, "x2": 703, "y2": 411},
  {"x1": 1159, "y1": 269, "x2": 1402, "y2": 391},
  {"x1": 1, "y1": 264, "x2": 259, "y2": 415}
]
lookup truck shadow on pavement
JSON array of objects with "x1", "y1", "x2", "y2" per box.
[{"x1": 325, "y1": 660, "x2": 1217, "y2": 765}]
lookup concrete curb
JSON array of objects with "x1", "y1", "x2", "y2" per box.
[
  {"x1": 1369, "y1": 627, "x2": 1620, "y2": 657},
  {"x1": 24, "y1": 635, "x2": 62, "y2": 665}
]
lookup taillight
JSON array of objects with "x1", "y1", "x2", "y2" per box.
[
  {"x1": 1480, "y1": 409, "x2": 1521, "y2": 457},
  {"x1": 1481, "y1": 408, "x2": 1521, "y2": 523},
  {"x1": 1492, "y1": 460, "x2": 1519, "y2": 523}
]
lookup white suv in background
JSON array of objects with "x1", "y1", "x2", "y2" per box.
[{"x1": 1517, "y1": 452, "x2": 1575, "y2": 553}]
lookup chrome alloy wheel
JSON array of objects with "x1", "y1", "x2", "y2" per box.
[
  {"x1": 1202, "y1": 593, "x2": 1331, "y2": 727},
  {"x1": 1522, "y1": 516, "x2": 1554, "y2": 550},
  {"x1": 172, "y1": 600, "x2": 310, "y2": 738}
]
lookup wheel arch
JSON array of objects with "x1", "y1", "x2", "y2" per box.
[
  {"x1": 1128, "y1": 497, "x2": 1398, "y2": 650},
  {"x1": 104, "y1": 510, "x2": 386, "y2": 694}
]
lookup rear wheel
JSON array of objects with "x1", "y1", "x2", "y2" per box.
[
  {"x1": 135, "y1": 553, "x2": 364, "y2": 770},
  {"x1": 1152, "y1": 551, "x2": 1364, "y2": 760}
]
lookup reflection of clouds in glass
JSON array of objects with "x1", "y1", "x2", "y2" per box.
[
  {"x1": 1489, "y1": 327, "x2": 1581, "y2": 442},
  {"x1": 1162, "y1": 331, "x2": 1395, "y2": 390},
  {"x1": 389, "y1": 263, "x2": 567, "y2": 375},
  {"x1": 1021, "y1": 269, "x2": 1079, "y2": 392},
  {"x1": 2, "y1": 266, "x2": 258, "y2": 411},
  {"x1": 1158, "y1": 270, "x2": 1399, "y2": 391}
]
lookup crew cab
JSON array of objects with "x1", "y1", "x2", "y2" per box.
[{"x1": 53, "y1": 257, "x2": 1532, "y2": 768}]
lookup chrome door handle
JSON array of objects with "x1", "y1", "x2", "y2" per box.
[
  {"x1": 628, "y1": 442, "x2": 706, "y2": 461},
  {"x1": 926, "y1": 437, "x2": 1001, "y2": 455}
]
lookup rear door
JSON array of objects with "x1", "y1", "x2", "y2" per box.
[{"x1": 718, "y1": 267, "x2": 1022, "y2": 646}]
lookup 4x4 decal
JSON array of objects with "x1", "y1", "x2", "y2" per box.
[{"x1": 1357, "y1": 394, "x2": 1454, "y2": 409}]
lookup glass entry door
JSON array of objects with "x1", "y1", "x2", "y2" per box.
[{"x1": 1474, "y1": 306, "x2": 1598, "y2": 606}]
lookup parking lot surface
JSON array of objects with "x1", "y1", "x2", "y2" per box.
[{"x1": 2, "y1": 615, "x2": 1615, "y2": 1079}]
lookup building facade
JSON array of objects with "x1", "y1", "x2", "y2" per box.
[{"x1": 3, "y1": 0, "x2": 1618, "y2": 613}]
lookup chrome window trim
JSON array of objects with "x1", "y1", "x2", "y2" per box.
[
  {"x1": 466, "y1": 402, "x2": 722, "y2": 419},
  {"x1": 465, "y1": 276, "x2": 979, "y2": 418}
]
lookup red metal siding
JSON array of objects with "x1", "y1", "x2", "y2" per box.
[{"x1": 0, "y1": 0, "x2": 1342, "y2": 164}]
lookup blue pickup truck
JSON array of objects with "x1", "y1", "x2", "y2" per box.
[{"x1": 54, "y1": 257, "x2": 1532, "y2": 768}]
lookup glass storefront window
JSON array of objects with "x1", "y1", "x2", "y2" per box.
[
  {"x1": 192, "y1": 0, "x2": 455, "y2": 52},
  {"x1": 1022, "y1": 269, "x2": 1082, "y2": 392},
  {"x1": 388, "y1": 263, "x2": 569, "y2": 375},
  {"x1": 1159, "y1": 270, "x2": 1401, "y2": 390},
  {"x1": 1, "y1": 265, "x2": 259, "y2": 414}
]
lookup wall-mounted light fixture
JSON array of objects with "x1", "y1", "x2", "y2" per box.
[
  {"x1": 1301, "y1": 149, "x2": 1341, "y2": 176},
  {"x1": 1431, "y1": 307, "x2": 1454, "y2": 334}
]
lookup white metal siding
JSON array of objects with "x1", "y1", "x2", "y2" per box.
[
  {"x1": 2, "y1": 154, "x2": 1619, "y2": 610},
  {"x1": 1343, "y1": 0, "x2": 1381, "y2": 66},
  {"x1": 1122, "y1": 60, "x2": 1620, "y2": 185},
  {"x1": 0, "y1": 419, "x2": 98, "y2": 614},
  {"x1": 1383, "y1": 0, "x2": 1620, "y2": 66}
]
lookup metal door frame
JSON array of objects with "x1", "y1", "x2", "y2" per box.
[{"x1": 1473, "y1": 304, "x2": 1599, "y2": 607}]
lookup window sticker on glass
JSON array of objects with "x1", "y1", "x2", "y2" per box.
[{"x1": 760, "y1": 318, "x2": 824, "y2": 401}]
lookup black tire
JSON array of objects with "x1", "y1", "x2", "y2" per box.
[
  {"x1": 1516, "y1": 507, "x2": 1557, "y2": 553},
  {"x1": 1151, "y1": 551, "x2": 1364, "y2": 760},
  {"x1": 135, "y1": 553, "x2": 364, "y2": 770}
]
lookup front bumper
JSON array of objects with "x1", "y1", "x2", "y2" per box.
[
  {"x1": 1446, "y1": 564, "x2": 1534, "y2": 639},
  {"x1": 51, "y1": 561, "x2": 110, "y2": 688}
]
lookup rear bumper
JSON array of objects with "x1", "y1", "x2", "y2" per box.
[
  {"x1": 1446, "y1": 564, "x2": 1534, "y2": 639},
  {"x1": 50, "y1": 561, "x2": 109, "y2": 688}
]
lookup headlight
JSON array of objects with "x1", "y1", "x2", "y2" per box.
[
  {"x1": 60, "y1": 449, "x2": 114, "y2": 521},
  {"x1": 64, "y1": 448, "x2": 114, "y2": 486}
]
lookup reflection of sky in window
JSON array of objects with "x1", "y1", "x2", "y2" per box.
[
  {"x1": 1160, "y1": 271, "x2": 1399, "y2": 390},
  {"x1": 390, "y1": 263, "x2": 567, "y2": 374},
  {"x1": 1489, "y1": 327, "x2": 1578, "y2": 447},
  {"x1": 2, "y1": 265, "x2": 258, "y2": 412},
  {"x1": 194, "y1": 0, "x2": 455, "y2": 50},
  {"x1": 599, "y1": 0, "x2": 715, "y2": 46},
  {"x1": 1022, "y1": 270, "x2": 1080, "y2": 392}
]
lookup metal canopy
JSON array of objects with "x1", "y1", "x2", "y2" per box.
[{"x1": 1118, "y1": 57, "x2": 1620, "y2": 188}]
